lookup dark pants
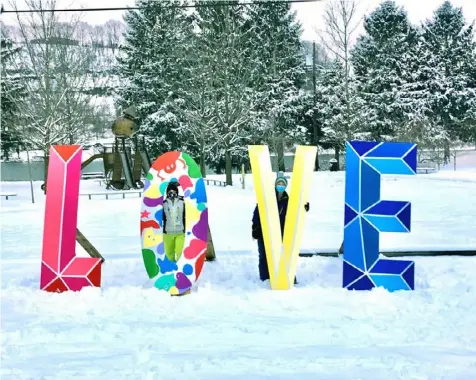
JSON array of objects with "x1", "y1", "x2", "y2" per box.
[
  {"x1": 257, "y1": 239, "x2": 269, "y2": 281},
  {"x1": 257, "y1": 239, "x2": 297, "y2": 284}
]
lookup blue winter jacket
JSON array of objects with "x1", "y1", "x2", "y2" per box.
[{"x1": 252, "y1": 191, "x2": 289, "y2": 238}]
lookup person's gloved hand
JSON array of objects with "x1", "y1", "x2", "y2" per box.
[
  {"x1": 252, "y1": 224, "x2": 262, "y2": 240},
  {"x1": 304, "y1": 202, "x2": 310, "y2": 212}
]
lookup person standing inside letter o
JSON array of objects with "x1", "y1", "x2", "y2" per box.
[{"x1": 163, "y1": 182, "x2": 186, "y2": 262}]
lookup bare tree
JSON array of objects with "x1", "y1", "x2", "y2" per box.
[
  {"x1": 317, "y1": 0, "x2": 362, "y2": 79},
  {"x1": 8, "y1": 0, "x2": 112, "y2": 158},
  {"x1": 315, "y1": 0, "x2": 363, "y2": 161},
  {"x1": 91, "y1": 24, "x2": 106, "y2": 47},
  {"x1": 0, "y1": 23, "x2": 22, "y2": 42},
  {"x1": 104, "y1": 20, "x2": 125, "y2": 53}
]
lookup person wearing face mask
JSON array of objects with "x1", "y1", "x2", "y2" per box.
[
  {"x1": 251, "y1": 175, "x2": 310, "y2": 282},
  {"x1": 162, "y1": 182, "x2": 186, "y2": 262}
]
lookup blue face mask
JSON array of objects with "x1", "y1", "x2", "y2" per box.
[{"x1": 276, "y1": 185, "x2": 285, "y2": 193}]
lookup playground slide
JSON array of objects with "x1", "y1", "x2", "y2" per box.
[
  {"x1": 140, "y1": 151, "x2": 151, "y2": 173},
  {"x1": 119, "y1": 151, "x2": 135, "y2": 189},
  {"x1": 133, "y1": 137, "x2": 152, "y2": 175},
  {"x1": 132, "y1": 150, "x2": 143, "y2": 184}
]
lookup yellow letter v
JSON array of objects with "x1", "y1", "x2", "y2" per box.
[{"x1": 248, "y1": 145, "x2": 317, "y2": 290}]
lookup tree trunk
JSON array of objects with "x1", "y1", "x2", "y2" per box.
[
  {"x1": 199, "y1": 149, "x2": 206, "y2": 178},
  {"x1": 3, "y1": 146, "x2": 9, "y2": 161},
  {"x1": 225, "y1": 148, "x2": 232, "y2": 186},
  {"x1": 312, "y1": 121, "x2": 321, "y2": 171},
  {"x1": 43, "y1": 150, "x2": 49, "y2": 194},
  {"x1": 277, "y1": 137, "x2": 285, "y2": 172},
  {"x1": 444, "y1": 142, "x2": 450, "y2": 165},
  {"x1": 334, "y1": 146, "x2": 340, "y2": 168},
  {"x1": 312, "y1": 42, "x2": 319, "y2": 171},
  {"x1": 26, "y1": 149, "x2": 35, "y2": 204},
  {"x1": 206, "y1": 225, "x2": 216, "y2": 261}
]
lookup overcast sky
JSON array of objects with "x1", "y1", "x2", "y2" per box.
[{"x1": 3, "y1": 0, "x2": 476, "y2": 41}]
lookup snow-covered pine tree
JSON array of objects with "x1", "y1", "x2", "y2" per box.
[
  {"x1": 171, "y1": 36, "x2": 220, "y2": 177},
  {"x1": 117, "y1": 0, "x2": 194, "y2": 157},
  {"x1": 193, "y1": 1, "x2": 257, "y2": 185},
  {"x1": 0, "y1": 33, "x2": 25, "y2": 160},
  {"x1": 297, "y1": 41, "x2": 334, "y2": 170},
  {"x1": 305, "y1": 59, "x2": 363, "y2": 168},
  {"x1": 245, "y1": 0, "x2": 307, "y2": 171},
  {"x1": 394, "y1": 31, "x2": 445, "y2": 151},
  {"x1": 314, "y1": 60, "x2": 355, "y2": 153},
  {"x1": 422, "y1": 1, "x2": 476, "y2": 153},
  {"x1": 168, "y1": 3, "x2": 230, "y2": 177},
  {"x1": 351, "y1": 0, "x2": 420, "y2": 140}
]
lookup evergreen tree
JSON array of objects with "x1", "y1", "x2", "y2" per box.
[
  {"x1": 117, "y1": 0, "x2": 194, "y2": 157},
  {"x1": 246, "y1": 0, "x2": 307, "y2": 171},
  {"x1": 395, "y1": 32, "x2": 445, "y2": 149},
  {"x1": 172, "y1": 30, "x2": 220, "y2": 177},
  {"x1": 314, "y1": 61, "x2": 357, "y2": 152},
  {"x1": 422, "y1": 1, "x2": 476, "y2": 150},
  {"x1": 307, "y1": 59, "x2": 364, "y2": 167},
  {"x1": 0, "y1": 33, "x2": 25, "y2": 160},
  {"x1": 189, "y1": 1, "x2": 256, "y2": 184},
  {"x1": 351, "y1": 0, "x2": 420, "y2": 140}
]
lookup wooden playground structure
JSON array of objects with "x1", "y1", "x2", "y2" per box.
[
  {"x1": 80, "y1": 106, "x2": 152, "y2": 190},
  {"x1": 41, "y1": 106, "x2": 152, "y2": 191},
  {"x1": 81, "y1": 135, "x2": 152, "y2": 190}
]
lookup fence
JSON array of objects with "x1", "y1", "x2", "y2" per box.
[
  {"x1": 1, "y1": 152, "x2": 347, "y2": 182},
  {"x1": 0, "y1": 160, "x2": 104, "y2": 181}
]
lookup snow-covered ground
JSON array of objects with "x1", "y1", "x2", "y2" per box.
[{"x1": 1, "y1": 169, "x2": 476, "y2": 379}]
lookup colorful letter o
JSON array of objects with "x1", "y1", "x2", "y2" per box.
[{"x1": 140, "y1": 151, "x2": 208, "y2": 295}]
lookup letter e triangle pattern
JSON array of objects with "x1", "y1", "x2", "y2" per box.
[{"x1": 343, "y1": 141, "x2": 417, "y2": 291}]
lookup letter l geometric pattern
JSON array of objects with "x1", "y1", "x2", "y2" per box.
[{"x1": 40, "y1": 145, "x2": 102, "y2": 292}]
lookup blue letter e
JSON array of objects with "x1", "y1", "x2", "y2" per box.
[{"x1": 343, "y1": 141, "x2": 416, "y2": 292}]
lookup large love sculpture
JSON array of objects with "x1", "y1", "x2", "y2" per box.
[{"x1": 40, "y1": 141, "x2": 417, "y2": 293}]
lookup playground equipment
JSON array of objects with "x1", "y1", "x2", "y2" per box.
[
  {"x1": 107, "y1": 107, "x2": 150, "y2": 189},
  {"x1": 93, "y1": 106, "x2": 152, "y2": 190},
  {"x1": 41, "y1": 106, "x2": 153, "y2": 192}
]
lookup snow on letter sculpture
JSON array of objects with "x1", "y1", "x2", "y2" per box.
[
  {"x1": 140, "y1": 151, "x2": 208, "y2": 295},
  {"x1": 343, "y1": 141, "x2": 416, "y2": 291},
  {"x1": 249, "y1": 145, "x2": 317, "y2": 290},
  {"x1": 40, "y1": 145, "x2": 102, "y2": 292}
]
